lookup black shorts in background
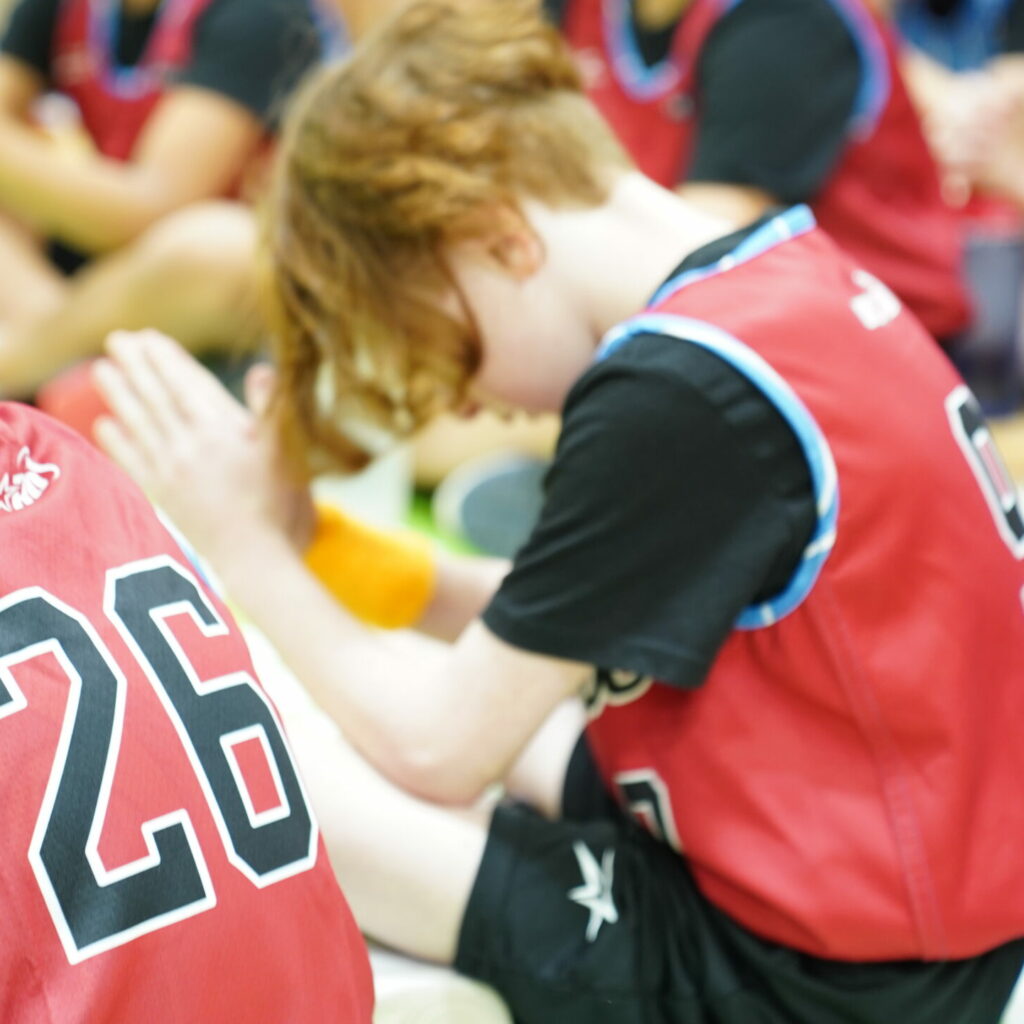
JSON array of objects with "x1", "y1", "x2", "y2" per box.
[{"x1": 455, "y1": 740, "x2": 1024, "y2": 1024}]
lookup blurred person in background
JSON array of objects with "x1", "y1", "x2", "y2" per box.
[
  {"x1": 345, "y1": 0, "x2": 972, "y2": 345},
  {"x1": 881, "y1": 0, "x2": 1024, "y2": 412},
  {"x1": 0, "y1": 0, "x2": 336, "y2": 399},
  {"x1": 887, "y1": 0, "x2": 1024, "y2": 204},
  {"x1": 547, "y1": 0, "x2": 971, "y2": 346}
]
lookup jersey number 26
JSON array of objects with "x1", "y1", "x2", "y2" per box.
[{"x1": 0, "y1": 556, "x2": 316, "y2": 964}]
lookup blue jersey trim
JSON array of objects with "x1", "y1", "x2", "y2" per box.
[
  {"x1": 597, "y1": 314, "x2": 839, "y2": 629},
  {"x1": 89, "y1": 0, "x2": 342, "y2": 99},
  {"x1": 817, "y1": 0, "x2": 891, "y2": 138},
  {"x1": 309, "y1": 0, "x2": 348, "y2": 58},
  {"x1": 648, "y1": 205, "x2": 816, "y2": 308},
  {"x1": 156, "y1": 509, "x2": 222, "y2": 597},
  {"x1": 90, "y1": 0, "x2": 176, "y2": 100},
  {"x1": 896, "y1": 0, "x2": 1015, "y2": 72},
  {"x1": 604, "y1": 0, "x2": 682, "y2": 100}
]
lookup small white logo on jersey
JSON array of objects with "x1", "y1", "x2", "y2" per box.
[
  {"x1": 0, "y1": 447, "x2": 60, "y2": 512},
  {"x1": 850, "y1": 269, "x2": 901, "y2": 330},
  {"x1": 583, "y1": 668, "x2": 654, "y2": 719},
  {"x1": 568, "y1": 841, "x2": 618, "y2": 942}
]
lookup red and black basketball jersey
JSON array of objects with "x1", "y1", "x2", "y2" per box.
[
  {"x1": 51, "y1": 0, "x2": 213, "y2": 161},
  {"x1": 553, "y1": 0, "x2": 970, "y2": 339},
  {"x1": 548, "y1": 0, "x2": 696, "y2": 185},
  {"x1": 585, "y1": 206, "x2": 1024, "y2": 962},
  {"x1": 0, "y1": 404, "x2": 374, "y2": 1022}
]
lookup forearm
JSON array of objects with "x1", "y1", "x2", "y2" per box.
[
  {"x1": 966, "y1": 109, "x2": 1024, "y2": 208},
  {"x1": 972, "y1": 157, "x2": 1024, "y2": 209},
  {"x1": 226, "y1": 529, "x2": 446, "y2": 782},
  {"x1": 0, "y1": 208, "x2": 64, "y2": 324},
  {"x1": 990, "y1": 55, "x2": 1024, "y2": 101},
  {"x1": 982, "y1": 57, "x2": 1024, "y2": 207},
  {"x1": 0, "y1": 119, "x2": 171, "y2": 250},
  {"x1": 0, "y1": 56, "x2": 44, "y2": 121},
  {"x1": 304, "y1": 501, "x2": 508, "y2": 641},
  {"x1": 418, "y1": 550, "x2": 509, "y2": 641},
  {"x1": 900, "y1": 46, "x2": 958, "y2": 120},
  {"x1": 90, "y1": 331, "x2": 583, "y2": 807},
  {"x1": 224, "y1": 528, "x2": 508, "y2": 803}
]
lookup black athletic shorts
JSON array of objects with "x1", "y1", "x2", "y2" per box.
[{"x1": 455, "y1": 738, "x2": 1024, "y2": 1024}]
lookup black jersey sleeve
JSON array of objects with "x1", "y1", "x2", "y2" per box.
[
  {"x1": 0, "y1": 0, "x2": 60, "y2": 79},
  {"x1": 174, "y1": 0, "x2": 324, "y2": 125},
  {"x1": 1004, "y1": 0, "x2": 1024, "y2": 52},
  {"x1": 482, "y1": 334, "x2": 815, "y2": 688},
  {"x1": 687, "y1": 0, "x2": 861, "y2": 202}
]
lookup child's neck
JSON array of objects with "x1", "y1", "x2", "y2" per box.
[{"x1": 530, "y1": 173, "x2": 740, "y2": 345}]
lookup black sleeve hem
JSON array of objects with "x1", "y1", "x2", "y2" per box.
[
  {"x1": 479, "y1": 332, "x2": 815, "y2": 693},
  {"x1": 482, "y1": 604, "x2": 711, "y2": 690}
]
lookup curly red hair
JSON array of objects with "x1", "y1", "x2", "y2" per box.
[{"x1": 262, "y1": 0, "x2": 631, "y2": 470}]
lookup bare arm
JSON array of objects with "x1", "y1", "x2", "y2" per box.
[
  {"x1": 222, "y1": 540, "x2": 585, "y2": 805},
  {"x1": 971, "y1": 55, "x2": 1024, "y2": 208},
  {"x1": 302, "y1": 496, "x2": 509, "y2": 642},
  {"x1": 0, "y1": 53, "x2": 41, "y2": 119},
  {"x1": 900, "y1": 45, "x2": 959, "y2": 118},
  {"x1": 419, "y1": 550, "x2": 510, "y2": 642},
  {"x1": 0, "y1": 55, "x2": 66, "y2": 320},
  {"x1": 899, "y1": 47, "x2": 1023, "y2": 206},
  {"x1": 93, "y1": 332, "x2": 588, "y2": 806},
  {"x1": 0, "y1": 85, "x2": 263, "y2": 251}
]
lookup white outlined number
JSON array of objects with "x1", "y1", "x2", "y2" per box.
[
  {"x1": 0, "y1": 558, "x2": 316, "y2": 963},
  {"x1": 614, "y1": 769, "x2": 683, "y2": 852},
  {"x1": 946, "y1": 386, "x2": 1024, "y2": 560}
]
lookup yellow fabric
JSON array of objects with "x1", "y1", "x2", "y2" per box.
[{"x1": 304, "y1": 502, "x2": 436, "y2": 629}]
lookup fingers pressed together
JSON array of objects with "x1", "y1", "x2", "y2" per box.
[{"x1": 92, "y1": 328, "x2": 250, "y2": 490}]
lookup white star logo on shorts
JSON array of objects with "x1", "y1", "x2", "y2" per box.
[{"x1": 568, "y1": 841, "x2": 618, "y2": 942}]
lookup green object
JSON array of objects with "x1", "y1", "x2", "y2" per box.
[{"x1": 407, "y1": 490, "x2": 481, "y2": 555}]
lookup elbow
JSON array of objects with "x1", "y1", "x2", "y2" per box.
[
  {"x1": 384, "y1": 739, "x2": 496, "y2": 808},
  {"x1": 72, "y1": 172, "x2": 191, "y2": 252},
  {"x1": 80, "y1": 197, "x2": 172, "y2": 253}
]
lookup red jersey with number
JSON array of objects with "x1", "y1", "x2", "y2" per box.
[
  {"x1": 556, "y1": 0, "x2": 970, "y2": 338},
  {"x1": 0, "y1": 403, "x2": 374, "y2": 1022},
  {"x1": 586, "y1": 206, "x2": 1024, "y2": 961},
  {"x1": 51, "y1": 0, "x2": 213, "y2": 161}
]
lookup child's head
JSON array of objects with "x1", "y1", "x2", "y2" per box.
[{"x1": 263, "y1": 0, "x2": 631, "y2": 470}]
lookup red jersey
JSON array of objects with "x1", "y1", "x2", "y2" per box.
[
  {"x1": 0, "y1": 403, "x2": 374, "y2": 1021},
  {"x1": 556, "y1": 0, "x2": 971, "y2": 339},
  {"x1": 587, "y1": 206, "x2": 1024, "y2": 961},
  {"x1": 51, "y1": 0, "x2": 213, "y2": 161},
  {"x1": 556, "y1": 0, "x2": 694, "y2": 185}
]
